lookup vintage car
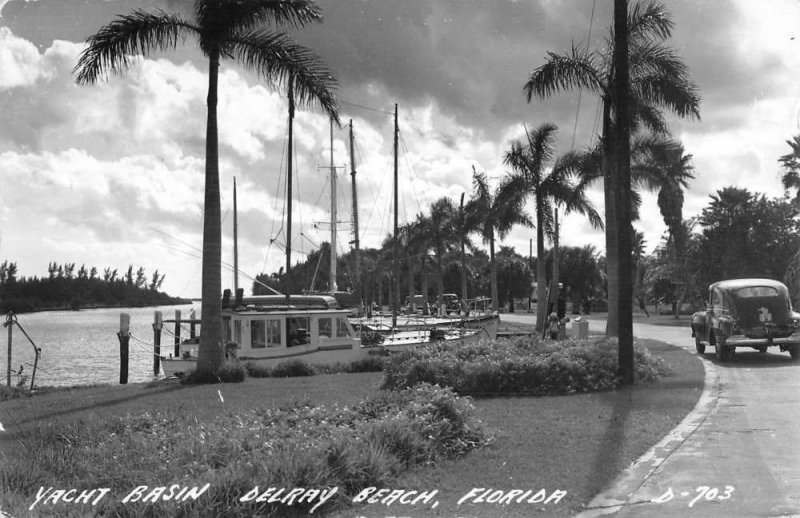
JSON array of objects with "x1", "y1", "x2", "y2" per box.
[{"x1": 691, "y1": 278, "x2": 800, "y2": 362}]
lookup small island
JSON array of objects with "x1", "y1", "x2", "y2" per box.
[{"x1": 0, "y1": 261, "x2": 191, "y2": 313}]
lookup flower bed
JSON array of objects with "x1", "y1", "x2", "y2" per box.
[
  {"x1": 0, "y1": 383, "x2": 489, "y2": 517},
  {"x1": 381, "y1": 336, "x2": 670, "y2": 396}
]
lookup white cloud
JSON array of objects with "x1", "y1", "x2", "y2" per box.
[{"x1": 0, "y1": 26, "x2": 52, "y2": 87}]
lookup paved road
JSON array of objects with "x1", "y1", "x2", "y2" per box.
[{"x1": 545, "y1": 318, "x2": 800, "y2": 518}]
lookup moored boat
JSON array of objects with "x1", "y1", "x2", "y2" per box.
[{"x1": 160, "y1": 302, "x2": 368, "y2": 376}]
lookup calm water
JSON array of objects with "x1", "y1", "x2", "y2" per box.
[{"x1": 0, "y1": 304, "x2": 197, "y2": 388}]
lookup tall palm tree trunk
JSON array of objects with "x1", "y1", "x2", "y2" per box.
[
  {"x1": 548, "y1": 208, "x2": 560, "y2": 321},
  {"x1": 614, "y1": 0, "x2": 635, "y2": 384},
  {"x1": 536, "y1": 196, "x2": 548, "y2": 333},
  {"x1": 197, "y1": 51, "x2": 224, "y2": 374},
  {"x1": 602, "y1": 99, "x2": 619, "y2": 337},
  {"x1": 490, "y1": 231, "x2": 498, "y2": 312},
  {"x1": 460, "y1": 193, "x2": 468, "y2": 303},
  {"x1": 421, "y1": 254, "x2": 430, "y2": 315}
]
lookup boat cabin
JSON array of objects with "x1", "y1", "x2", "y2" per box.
[{"x1": 222, "y1": 307, "x2": 360, "y2": 360}]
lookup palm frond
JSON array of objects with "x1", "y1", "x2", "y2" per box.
[
  {"x1": 228, "y1": 28, "x2": 339, "y2": 123},
  {"x1": 628, "y1": 0, "x2": 673, "y2": 43},
  {"x1": 525, "y1": 123, "x2": 558, "y2": 178},
  {"x1": 524, "y1": 46, "x2": 605, "y2": 102},
  {"x1": 74, "y1": 10, "x2": 198, "y2": 84},
  {"x1": 196, "y1": 0, "x2": 323, "y2": 36}
]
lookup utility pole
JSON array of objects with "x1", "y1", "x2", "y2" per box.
[{"x1": 349, "y1": 120, "x2": 361, "y2": 306}]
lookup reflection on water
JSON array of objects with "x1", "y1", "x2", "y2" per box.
[{"x1": 0, "y1": 304, "x2": 197, "y2": 387}]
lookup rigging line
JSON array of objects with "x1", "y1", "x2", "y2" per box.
[
  {"x1": 366, "y1": 152, "x2": 394, "y2": 243},
  {"x1": 339, "y1": 98, "x2": 394, "y2": 116},
  {"x1": 263, "y1": 125, "x2": 290, "y2": 274},
  {"x1": 570, "y1": 0, "x2": 598, "y2": 150},
  {"x1": 398, "y1": 130, "x2": 423, "y2": 220}
]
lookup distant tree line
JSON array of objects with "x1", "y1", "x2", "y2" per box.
[{"x1": 0, "y1": 261, "x2": 189, "y2": 313}]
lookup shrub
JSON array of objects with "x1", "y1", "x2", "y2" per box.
[
  {"x1": 243, "y1": 362, "x2": 272, "y2": 378},
  {"x1": 0, "y1": 384, "x2": 489, "y2": 517},
  {"x1": 345, "y1": 356, "x2": 386, "y2": 373},
  {"x1": 381, "y1": 336, "x2": 670, "y2": 396},
  {"x1": 181, "y1": 362, "x2": 246, "y2": 384},
  {"x1": 271, "y1": 359, "x2": 316, "y2": 378}
]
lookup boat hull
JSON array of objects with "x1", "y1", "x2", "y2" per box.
[{"x1": 160, "y1": 343, "x2": 369, "y2": 377}]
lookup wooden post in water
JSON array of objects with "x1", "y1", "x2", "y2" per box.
[
  {"x1": 153, "y1": 311, "x2": 163, "y2": 375},
  {"x1": 173, "y1": 309, "x2": 181, "y2": 357},
  {"x1": 118, "y1": 313, "x2": 130, "y2": 385},
  {"x1": 189, "y1": 308, "x2": 196, "y2": 340},
  {"x1": 6, "y1": 313, "x2": 12, "y2": 387}
]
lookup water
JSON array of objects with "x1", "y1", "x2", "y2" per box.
[{"x1": 0, "y1": 304, "x2": 197, "y2": 388}]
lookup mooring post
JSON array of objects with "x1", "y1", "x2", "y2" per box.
[
  {"x1": 189, "y1": 308, "x2": 196, "y2": 340},
  {"x1": 118, "y1": 313, "x2": 130, "y2": 385},
  {"x1": 173, "y1": 309, "x2": 181, "y2": 357},
  {"x1": 153, "y1": 311, "x2": 163, "y2": 375},
  {"x1": 5, "y1": 313, "x2": 12, "y2": 387}
]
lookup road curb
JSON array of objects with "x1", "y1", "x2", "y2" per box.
[{"x1": 574, "y1": 346, "x2": 721, "y2": 517}]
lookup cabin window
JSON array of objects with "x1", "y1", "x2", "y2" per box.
[
  {"x1": 288, "y1": 317, "x2": 309, "y2": 346},
  {"x1": 234, "y1": 321, "x2": 242, "y2": 344},
  {"x1": 223, "y1": 318, "x2": 231, "y2": 342},
  {"x1": 251, "y1": 321, "x2": 266, "y2": 348},
  {"x1": 266, "y1": 319, "x2": 282, "y2": 347},
  {"x1": 319, "y1": 317, "x2": 333, "y2": 341},
  {"x1": 336, "y1": 317, "x2": 351, "y2": 337},
  {"x1": 251, "y1": 320, "x2": 283, "y2": 348}
]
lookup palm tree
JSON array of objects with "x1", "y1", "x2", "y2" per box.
[
  {"x1": 75, "y1": 0, "x2": 338, "y2": 375},
  {"x1": 524, "y1": 0, "x2": 700, "y2": 336},
  {"x1": 466, "y1": 167, "x2": 532, "y2": 312},
  {"x1": 428, "y1": 197, "x2": 459, "y2": 313},
  {"x1": 780, "y1": 135, "x2": 800, "y2": 200},
  {"x1": 504, "y1": 123, "x2": 603, "y2": 333}
]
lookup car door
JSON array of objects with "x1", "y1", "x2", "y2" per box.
[{"x1": 708, "y1": 287, "x2": 723, "y2": 337}]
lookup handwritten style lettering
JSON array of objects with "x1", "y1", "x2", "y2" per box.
[
  {"x1": 457, "y1": 488, "x2": 567, "y2": 506},
  {"x1": 121, "y1": 484, "x2": 210, "y2": 504},
  {"x1": 239, "y1": 486, "x2": 338, "y2": 514},
  {"x1": 352, "y1": 487, "x2": 439, "y2": 507},
  {"x1": 29, "y1": 487, "x2": 111, "y2": 510}
]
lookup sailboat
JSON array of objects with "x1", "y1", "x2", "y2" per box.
[
  {"x1": 346, "y1": 105, "x2": 498, "y2": 345},
  {"x1": 160, "y1": 103, "x2": 495, "y2": 376}
]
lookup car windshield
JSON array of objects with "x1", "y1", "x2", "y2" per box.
[{"x1": 734, "y1": 286, "x2": 779, "y2": 298}]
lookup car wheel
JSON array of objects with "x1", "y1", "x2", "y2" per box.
[
  {"x1": 790, "y1": 344, "x2": 800, "y2": 361},
  {"x1": 695, "y1": 335, "x2": 705, "y2": 354},
  {"x1": 715, "y1": 334, "x2": 728, "y2": 362}
]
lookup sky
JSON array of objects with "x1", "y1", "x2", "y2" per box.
[{"x1": 1, "y1": 0, "x2": 800, "y2": 298}]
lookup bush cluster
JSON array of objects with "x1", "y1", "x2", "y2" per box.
[
  {"x1": 181, "y1": 356, "x2": 386, "y2": 384},
  {"x1": 0, "y1": 383, "x2": 489, "y2": 517},
  {"x1": 381, "y1": 336, "x2": 670, "y2": 396}
]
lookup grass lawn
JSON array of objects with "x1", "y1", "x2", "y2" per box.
[{"x1": 0, "y1": 338, "x2": 704, "y2": 517}]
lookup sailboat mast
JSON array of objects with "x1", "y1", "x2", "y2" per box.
[
  {"x1": 285, "y1": 78, "x2": 295, "y2": 304},
  {"x1": 349, "y1": 120, "x2": 361, "y2": 303},
  {"x1": 233, "y1": 176, "x2": 239, "y2": 294},
  {"x1": 330, "y1": 118, "x2": 338, "y2": 293},
  {"x1": 392, "y1": 104, "x2": 399, "y2": 328}
]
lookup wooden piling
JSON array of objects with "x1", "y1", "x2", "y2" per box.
[
  {"x1": 6, "y1": 314, "x2": 12, "y2": 387},
  {"x1": 153, "y1": 311, "x2": 163, "y2": 375},
  {"x1": 189, "y1": 308, "x2": 196, "y2": 340},
  {"x1": 118, "y1": 313, "x2": 130, "y2": 385},
  {"x1": 173, "y1": 309, "x2": 181, "y2": 357}
]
